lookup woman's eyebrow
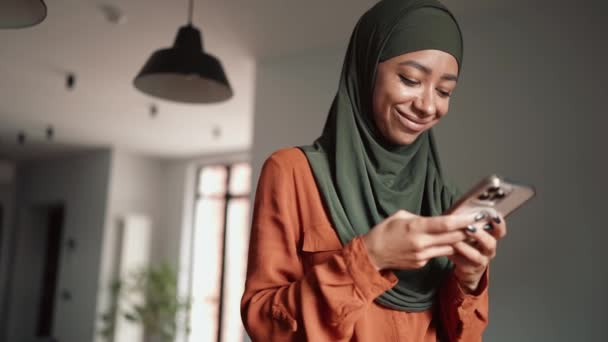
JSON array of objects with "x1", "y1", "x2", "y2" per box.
[{"x1": 398, "y1": 60, "x2": 458, "y2": 81}]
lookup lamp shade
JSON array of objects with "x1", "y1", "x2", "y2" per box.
[
  {"x1": 0, "y1": 0, "x2": 47, "y2": 29},
  {"x1": 133, "y1": 25, "x2": 233, "y2": 104}
]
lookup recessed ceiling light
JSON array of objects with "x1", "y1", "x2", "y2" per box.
[
  {"x1": 46, "y1": 126, "x2": 54, "y2": 140},
  {"x1": 149, "y1": 104, "x2": 159, "y2": 118},
  {"x1": 17, "y1": 132, "x2": 26, "y2": 145},
  {"x1": 66, "y1": 73, "x2": 76, "y2": 90},
  {"x1": 99, "y1": 3, "x2": 127, "y2": 25},
  {"x1": 212, "y1": 126, "x2": 222, "y2": 139}
]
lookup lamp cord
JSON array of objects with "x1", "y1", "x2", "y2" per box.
[{"x1": 188, "y1": 0, "x2": 194, "y2": 25}]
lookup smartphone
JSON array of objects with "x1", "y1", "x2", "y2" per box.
[{"x1": 445, "y1": 175, "x2": 536, "y2": 218}]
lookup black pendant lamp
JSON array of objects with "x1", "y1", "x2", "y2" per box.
[
  {"x1": 133, "y1": 0, "x2": 233, "y2": 103},
  {"x1": 0, "y1": 0, "x2": 47, "y2": 29}
]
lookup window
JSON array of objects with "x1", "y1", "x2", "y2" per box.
[{"x1": 188, "y1": 162, "x2": 251, "y2": 342}]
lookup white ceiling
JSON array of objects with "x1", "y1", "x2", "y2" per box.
[{"x1": 0, "y1": 0, "x2": 502, "y2": 160}]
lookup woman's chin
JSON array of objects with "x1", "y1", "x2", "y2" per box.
[{"x1": 389, "y1": 131, "x2": 423, "y2": 145}]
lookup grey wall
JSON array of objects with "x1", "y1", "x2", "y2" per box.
[
  {"x1": 251, "y1": 48, "x2": 345, "y2": 186},
  {"x1": 435, "y1": 2, "x2": 607, "y2": 340},
  {"x1": 0, "y1": 161, "x2": 15, "y2": 340},
  {"x1": 7, "y1": 205, "x2": 54, "y2": 340},
  {"x1": 0, "y1": 162, "x2": 14, "y2": 185},
  {"x1": 5, "y1": 150, "x2": 112, "y2": 342},
  {"x1": 251, "y1": 1, "x2": 607, "y2": 341}
]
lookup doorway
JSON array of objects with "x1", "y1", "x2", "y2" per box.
[
  {"x1": 0, "y1": 204, "x2": 3, "y2": 269},
  {"x1": 5, "y1": 203, "x2": 65, "y2": 342}
]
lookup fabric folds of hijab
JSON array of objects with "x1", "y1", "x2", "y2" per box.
[{"x1": 299, "y1": 0, "x2": 464, "y2": 312}]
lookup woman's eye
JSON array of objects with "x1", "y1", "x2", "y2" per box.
[
  {"x1": 399, "y1": 75, "x2": 419, "y2": 86},
  {"x1": 437, "y1": 89, "x2": 452, "y2": 98}
]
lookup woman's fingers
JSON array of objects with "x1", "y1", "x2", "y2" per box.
[
  {"x1": 472, "y1": 208, "x2": 507, "y2": 240},
  {"x1": 453, "y1": 241, "x2": 489, "y2": 267},
  {"x1": 422, "y1": 230, "x2": 467, "y2": 248},
  {"x1": 420, "y1": 212, "x2": 480, "y2": 234},
  {"x1": 392, "y1": 209, "x2": 418, "y2": 220},
  {"x1": 463, "y1": 228, "x2": 497, "y2": 257},
  {"x1": 416, "y1": 245, "x2": 455, "y2": 261},
  {"x1": 485, "y1": 212, "x2": 507, "y2": 239},
  {"x1": 448, "y1": 252, "x2": 471, "y2": 268}
]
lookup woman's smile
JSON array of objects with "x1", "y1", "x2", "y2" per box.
[{"x1": 393, "y1": 107, "x2": 433, "y2": 133}]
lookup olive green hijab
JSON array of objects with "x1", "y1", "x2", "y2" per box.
[{"x1": 299, "y1": 0, "x2": 464, "y2": 312}]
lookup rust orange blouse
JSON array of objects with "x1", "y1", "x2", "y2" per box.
[{"x1": 241, "y1": 148, "x2": 489, "y2": 341}]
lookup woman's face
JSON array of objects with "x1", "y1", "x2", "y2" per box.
[{"x1": 372, "y1": 49, "x2": 459, "y2": 145}]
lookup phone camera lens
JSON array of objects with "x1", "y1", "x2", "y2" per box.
[
  {"x1": 495, "y1": 188, "x2": 506, "y2": 199},
  {"x1": 478, "y1": 192, "x2": 491, "y2": 200}
]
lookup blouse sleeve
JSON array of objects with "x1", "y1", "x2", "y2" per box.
[
  {"x1": 240, "y1": 154, "x2": 398, "y2": 341},
  {"x1": 438, "y1": 267, "x2": 490, "y2": 341}
]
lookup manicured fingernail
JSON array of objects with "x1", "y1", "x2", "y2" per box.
[
  {"x1": 466, "y1": 225, "x2": 477, "y2": 233},
  {"x1": 474, "y1": 213, "x2": 487, "y2": 222},
  {"x1": 483, "y1": 223, "x2": 493, "y2": 231},
  {"x1": 493, "y1": 216, "x2": 502, "y2": 224}
]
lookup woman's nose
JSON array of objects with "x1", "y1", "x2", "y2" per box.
[{"x1": 413, "y1": 89, "x2": 436, "y2": 118}]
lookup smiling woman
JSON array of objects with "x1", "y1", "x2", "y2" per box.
[
  {"x1": 372, "y1": 50, "x2": 459, "y2": 145},
  {"x1": 241, "y1": 0, "x2": 506, "y2": 341}
]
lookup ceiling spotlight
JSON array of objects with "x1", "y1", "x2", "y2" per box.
[
  {"x1": 17, "y1": 131, "x2": 26, "y2": 145},
  {"x1": 0, "y1": 0, "x2": 47, "y2": 29},
  {"x1": 99, "y1": 4, "x2": 127, "y2": 25},
  {"x1": 46, "y1": 125, "x2": 54, "y2": 140},
  {"x1": 133, "y1": 0, "x2": 232, "y2": 103},
  {"x1": 149, "y1": 104, "x2": 158, "y2": 118},
  {"x1": 212, "y1": 126, "x2": 221, "y2": 140},
  {"x1": 66, "y1": 73, "x2": 76, "y2": 90}
]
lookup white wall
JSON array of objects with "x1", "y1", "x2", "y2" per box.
[
  {"x1": 95, "y1": 150, "x2": 166, "y2": 342},
  {"x1": 160, "y1": 160, "x2": 196, "y2": 273},
  {"x1": 113, "y1": 214, "x2": 152, "y2": 342},
  {"x1": 159, "y1": 160, "x2": 197, "y2": 342},
  {"x1": 5, "y1": 150, "x2": 112, "y2": 342},
  {"x1": 250, "y1": 1, "x2": 607, "y2": 340},
  {"x1": 94, "y1": 149, "x2": 250, "y2": 342}
]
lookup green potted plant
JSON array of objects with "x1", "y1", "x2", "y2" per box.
[{"x1": 100, "y1": 262, "x2": 191, "y2": 342}]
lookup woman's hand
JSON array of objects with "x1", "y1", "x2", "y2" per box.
[
  {"x1": 449, "y1": 211, "x2": 507, "y2": 293},
  {"x1": 362, "y1": 209, "x2": 480, "y2": 271}
]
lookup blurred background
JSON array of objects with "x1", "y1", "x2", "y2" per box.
[{"x1": 0, "y1": 0, "x2": 606, "y2": 341}]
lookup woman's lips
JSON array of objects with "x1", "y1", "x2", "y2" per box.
[{"x1": 393, "y1": 107, "x2": 433, "y2": 132}]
